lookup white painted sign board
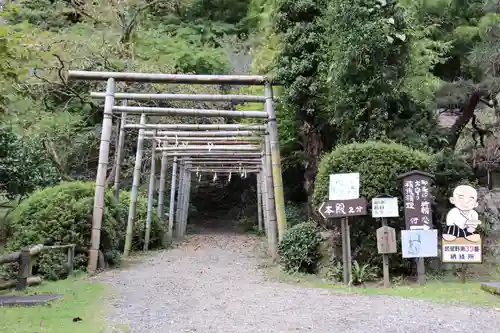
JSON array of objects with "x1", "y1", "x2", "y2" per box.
[
  {"x1": 401, "y1": 229, "x2": 438, "y2": 258},
  {"x1": 371, "y1": 197, "x2": 399, "y2": 218},
  {"x1": 329, "y1": 173, "x2": 360, "y2": 200}
]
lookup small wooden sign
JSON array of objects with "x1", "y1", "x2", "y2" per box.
[
  {"x1": 318, "y1": 198, "x2": 368, "y2": 219},
  {"x1": 376, "y1": 226, "x2": 397, "y2": 254}
]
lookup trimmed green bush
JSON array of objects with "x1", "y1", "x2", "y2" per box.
[
  {"x1": 312, "y1": 141, "x2": 435, "y2": 207},
  {"x1": 2, "y1": 181, "x2": 121, "y2": 280},
  {"x1": 116, "y1": 190, "x2": 165, "y2": 250},
  {"x1": 1, "y1": 182, "x2": 166, "y2": 281},
  {"x1": 278, "y1": 222, "x2": 322, "y2": 273}
]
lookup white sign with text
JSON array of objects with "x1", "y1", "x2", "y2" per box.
[
  {"x1": 371, "y1": 197, "x2": 399, "y2": 218},
  {"x1": 329, "y1": 173, "x2": 360, "y2": 200}
]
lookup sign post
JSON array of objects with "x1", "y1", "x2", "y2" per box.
[
  {"x1": 372, "y1": 195, "x2": 398, "y2": 288},
  {"x1": 320, "y1": 172, "x2": 366, "y2": 285},
  {"x1": 319, "y1": 198, "x2": 368, "y2": 284},
  {"x1": 397, "y1": 170, "x2": 435, "y2": 285}
]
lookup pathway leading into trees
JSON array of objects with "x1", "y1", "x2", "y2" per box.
[{"x1": 97, "y1": 233, "x2": 500, "y2": 333}]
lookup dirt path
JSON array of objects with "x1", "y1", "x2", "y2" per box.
[{"x1": 97, "y1": 233, "x2": 500, "y2": 333}]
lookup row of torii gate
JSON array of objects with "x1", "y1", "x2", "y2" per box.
[{"x1": 67, "y1": 71, "x2": 288, "y2": 274}]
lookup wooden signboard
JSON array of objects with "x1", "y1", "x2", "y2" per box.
[
  {"x1": 399, "y1": 171, "x2": 434, "y2": 230},
  {"x1": 318, "y1": 198, "x2": 368, "y2": 219}
]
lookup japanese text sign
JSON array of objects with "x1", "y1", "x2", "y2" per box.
[
  {"x1": 329, "y1": 173, "x2": 359, "y2": 200},
  {"x1": 371, "y1": 197, "x2": 399, "y2": 218},
  {"x1": 318, "y1": 198, "x2": 368, "y2": 219},
  {"x1": 398, "y1": 171, "x2": 434, "y2": 230},
  {"x1": 442, "y1": 239, "x2": 482, "y2": 263}
]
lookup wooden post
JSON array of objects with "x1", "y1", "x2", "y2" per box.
[
  {"x1": 123, "y1": 113, "x2": 147, "y2": 257},
  {"x1": 417, "y1": 258, "x2": 426, "y2": 285},
  {"x1": 67, "y1": 245, "x2": 75, "y2": 275},
  {"x1": 460, "y1": 263, "x2": 467, "y2": 283},
  {"x1": 180, "y1": 161, "x2": 191, "y2": 237},
  {"x1": 261, "y1": 167, "x2": 268, "y2": 235},
  {"x1": 166, "y1": 156, "x2": 178, "y2": 245},
  {"x1": 175, "y1": 159, "x2": 185, "y2": 238},
  {"x1": 157, "y1": 150, "x2": 168, "y2": 219},
  {"x1": 144, "y1": 142, "x2": 157, "y2": 251},
  {"x1": 256, "y1": 172, "x2": 263, "y2": 232},
  {"x1": 346, "y1": 218, "x2": 352, "y2": 284},
  {"x1": 264, "y1": 136, "x2": 278, "y2": 258},
  {"x1": 17, "y1": 248, "x2": 31, "y2": 290},
  {"x1": 381, "y1": 217, "x2": 390, "y2": 288},
  {"x1": 113, "y1": 101, "x2": 127, "y2": 200},
  {"x1": 264, "y1": 83, "x2": 287, "y2": 241},
  {"x1": 89, "y1": 78, "x2": 116, "y2": 274},
  {"x1": 341, "y1": 218, "x2": 348, "y2": 284}
]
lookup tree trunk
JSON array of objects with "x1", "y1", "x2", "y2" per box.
[
  {"x1": 448, "y1": 90, "x2": 485, "y2": 149},
  {"x1": 298, "y1": 120, "x2": 323, "y2": 217}
]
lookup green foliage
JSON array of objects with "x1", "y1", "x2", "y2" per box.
[
  {"x1": 324, "y1": 259, "x2": 343, "y2": 282},
  {"x1": 1, "y1": 181, "x2": 121, "y2": 280},
  {"x1": 322, "y1": 0, "x2": 437, "y2": 146},
  {"x1": 278, "y1": 222, "x2": 321, "y2": 273},
  {"x1": 116, "y1": 190, "x2": 165, "y2": 250},
  {"x1": 285, "y1": 202, "x2": 307, "y2": 228},
  {"x1": 350, "y1": 260, "x2": 379, "y2": 286},
  {"x1": 0, "y1": 127, "x2": 60, "y2": 199}
]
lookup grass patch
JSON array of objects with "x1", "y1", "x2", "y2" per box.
[
  {"x1": 0, "y1": 275, "x2": 108, "y2": 333},
  {"x1": 266, "y1": 266, "x2": 500, "y2": 308}
]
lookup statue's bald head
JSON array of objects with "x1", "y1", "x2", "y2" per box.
[{"x1": 450, "y1": 185, "x2": 478, "y2": 211}]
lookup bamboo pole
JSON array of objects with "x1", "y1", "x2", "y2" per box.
[
  {"x1": 123, "y1": 113, "x2": 147, "y2": 257},
  {"x1": 147, "y1": 137, "x2": 262, "y2": 143},
  {"x1": 125, "y1": 124, "x2": 266, "y2": 131},
  {"x1": 265, "y1": 136, "x2": 278, "y2": 259},
  {"x1": 265, "y1": 83, "x2": 287, "y2": 241},
  {"x1": 68, "y1": 70, "x2": 270, "y2": 85},
  {"x1": 158, "y1": 145, "x2": 260, "y2": 151},
  {"x1": 149, "y1": 130, "x2": 261, "y2": 137},
  {"x1": 144, "y1": 142, "x2": 157, "y2": 251},
  {"x1": 113, "y1": 101, "x2": 127, "y2": 200},
  {"x1": 90, "y1": 92, "x2": 267, "y2": 102},
  {"x1": 261, "y1": 161, "x2": 269, "y2": 235},
  {"x1": 157, "y1": 150, "x2": 168, "y2": 219},
  {"x1": 189, "y1": 169, "x2": 260, "y2": 173},
  {"x1": 112, "y1": 106, "x2": 268, "y2": 118},
  {"x1": 162, "y1": 152, "x2": 262, "y2": 157},
  {"x1": 175, "y1": 159, "x2": 185, "y2": 238},
  {"x1": 165, "y1": 156, "x2": 178, "y2": 245},
  {"x1": 180, "y1": 161, "x2": 192, "y2": 237},
  {"x1": 176, "y1": 158, "x2": 262, "y2": 162},
  {"x1": 89, "y1": 78, "x2": 116, "y2": 274},
  {"x1": 257, "y1": 173, "x2": 263, "y2": 232}
]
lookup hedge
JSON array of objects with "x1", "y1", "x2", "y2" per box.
[{"x1": 1, "y1": 181, "x2": 165, "y2": 280}]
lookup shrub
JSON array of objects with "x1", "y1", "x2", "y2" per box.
[
  {"x1": 312, "y1": 141, "x2": 435, "y2": 274},
  {"x1": 278, "y1": 221, "x2": 321, "y2": 273},
  {"x1": 350, "y1": 261, "x2": 379, "y2": 286},
  {"x1": 116, "y1": 190, "x2": 165, "y2": 251},
  {"x1": 285, "y1": 202, "x2": 308, "y2": 228},
  {"x1": 1, "y1": 181, "x2": 121, "y2": 280}
]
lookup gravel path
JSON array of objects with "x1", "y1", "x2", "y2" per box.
[{"x1": 97, "y1": 233, "x2": 500, "y2": 333}]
